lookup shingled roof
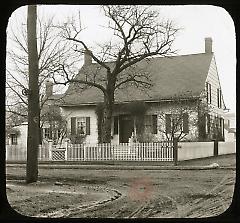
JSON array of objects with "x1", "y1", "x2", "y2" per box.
[{"x1": 61, "y1": 52, "x2": 214, "y2": 106}]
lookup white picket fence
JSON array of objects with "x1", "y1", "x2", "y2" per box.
[
  {"x1": 66, "y1": 142, "x2": 173, "y2": 161},
  {"x1": 6, "y1": 141, "x2": 174, "y2": 162}
]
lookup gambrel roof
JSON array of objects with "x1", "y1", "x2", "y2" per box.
[{"x1": 61, "y1": 52, "x2": 214, "y2": 106}]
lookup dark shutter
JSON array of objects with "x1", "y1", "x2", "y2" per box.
[
  {"x1": 49, "y1": 124, "x2": 53, "y2": 139},
  {"x1": 136, "y1": 116, "x2": 143, "y2": 135},
  {"x1": 220, "y1": 90, "x2": 222, "y2": 108},
  {"x1": 209, "y1": 84, "x2": 211, "y2": 104},
  {"x1": 207, "y1": 114, "x2": 211, "y2": 133},
  {"x1": 198, "y1": 114, "x2": 206, "y2": 139},
  {"x1": 183, "y1": 113, "x2": 189, "y2": 133},
  {"x1": 71, "y1": 117, "x2": 76, "y2": 135},
  {"x1": 222, "y1": 118, "x2": 224, "y2": 140},
  {"x1": 219, "y1": 117, "x2": 222, "y2": 139},
  {"x1": 165, "y1": 114, "x2": 171, "y2": 134},
  {"x1": 86, "y1": 117, "x2": 90, "y2": 135},
  {"x1": 152, "y1": 115, "x2": 158, "y2": 134},
  {"x1": 206, "y1": 83, "x2": 208, "y2": 103},
  {"x1": 40, "y1": 128, "x2": 43, "y2": 144},
  {"x1": 113, "y1": 116, "x2": 119, "y2": 135}
]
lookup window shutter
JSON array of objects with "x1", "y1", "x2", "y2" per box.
[
  {"x1": 206, "y1": 83, "x2": 208, "y2": 103},
  {"x1": 209, "y1": 84, "x2": 211, "y2": 104},
  {"x1": 113, "y1": 116, "x2": 119, "y2": 135},
  {"x1": 40, "y1": 128, "x2": 43, "y2": 144},
  {"x1": 165, "y1": 114, "x2": 171, "y2": 134},
  {"x1": 136, "y1": 116, "x2": 143, "y2": 135},
  {"x1": 152, "y1": 115, "x2": 158, "y2": 134},
  {"x1": 219, "y1": 89, "x2": 222, "y2": 108},
  {"x1": 183, "y1": 113, "x2": 189, "y2": 133},
  {"x1": 86, "y1": 117, "x2": 90, "y2": 135},
  {"x1": 49, "y1": 125, "x2": 53, "y2": 139},
  {"x1": 207, "y1": 114, "x2": 211, "y2": 133},
  {"x1": 71, "y1": 117, "x2": 76, "y2": 136}
]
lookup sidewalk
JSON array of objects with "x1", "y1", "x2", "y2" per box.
[{"x1": 6, "y1": 154, "x2": 236, "y2": 170}]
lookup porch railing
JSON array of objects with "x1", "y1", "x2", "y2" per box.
[{"x1": 6, "y1": 141, "x2": 174, "y2": 162}]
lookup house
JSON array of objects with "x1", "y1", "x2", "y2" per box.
[
  {"x1": 40, "y1": 80, "x2": 66, "y2": 144},
  {"x1": 6, "y1": 122, "x2": 28, "y2": 147},
  {"x1": 224, "y1": 112, "x2": 236, "y2": 142},
  {"x1": 59, "y1": 37, "x2": 227, "y2": 144},
  {"x1": 6, "y1": 80, "x2": 66, "y2": 147}
]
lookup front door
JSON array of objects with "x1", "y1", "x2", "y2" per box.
[{"x1": 119, "y1": 115, "x2": 134, "y2": 143}]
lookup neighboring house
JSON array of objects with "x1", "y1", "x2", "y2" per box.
[
  {"x1": 6, "y1": 122, "x2": 28, "y2": 147},
  {"x1": 6, "y1": 80, "x2": 66, "y2": 146},
  {"x1": 40, "y1": 80, "x2": 66, "y2": 144},
  {"x1": 224, "y1": 112, "x2": 236, "y2": 142},
  {"x1": 60, "y1": 37, "x2": 227, "y2": 144}
]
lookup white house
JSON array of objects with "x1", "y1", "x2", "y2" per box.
[
  {"x1": 60, "y1": 38, "x2": 227, "y2": 144},
  {"x1": 224, "y1": 112, "x2": 236, "y2": 142}
]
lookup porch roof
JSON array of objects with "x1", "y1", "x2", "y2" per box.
[{"x1": 61, "y1": 53, "x2": 213, "y2": 106}]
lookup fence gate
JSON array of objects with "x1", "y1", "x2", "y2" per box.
[{"x1": 50, "y1": 146, "x2": 67, "y2": 161}]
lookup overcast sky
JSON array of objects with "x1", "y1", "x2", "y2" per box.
[{"x1": 7, "y1": 5, "x2": 236, "y2": 112}]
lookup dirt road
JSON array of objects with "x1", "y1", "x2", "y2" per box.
[{"x1": 6, "y1": 166, "x2": 235, "y2": 218}]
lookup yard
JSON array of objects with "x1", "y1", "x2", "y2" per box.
[{"x1": 6, "y1": 154, "x2": 236, "y2": 218}]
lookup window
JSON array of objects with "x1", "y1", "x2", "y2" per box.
[
  {"x1": 77, "y1": 117, "x2": 87, "y2": 135},
  {"x1": 71, "y1": 117, "x2": 90, "y2": 136},
  {"x1": 165, "y1": 113, "x2": 189, "y2": 134},
  {"x1": 206, "y1": 82, "x2": 211, "y2": 104},
  {"x1": 10, "y1": 134, "x2": 17, "y2": 145},
  {"x1": 217, "y1": 88, "x2": 222, "y2": 108},
  {"x1": 206, "y1": 114, "x2": 211, "y2": 134},
  {"x1": 43, "y1": 128, "x2": 50, "y2": 139},
  {"x1": 144, "y1": 115, "x2": 157, "y2": 134},
  {"x1": 152, "y1": 115, "x2": 158, "y2": 134}
]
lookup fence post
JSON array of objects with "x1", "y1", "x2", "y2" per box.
[
  {"x1": 48, "y1": 140, "x2": 53, "y2": 161},
  {"x1": 64, "y1": 139, "x2": 68, "y2": 161},
  {"x1": 173, "y1": 138, "x2": 178, "y2": 166},
  {"x1": 84, "y1": 144, "x2": 86, "y2": 161},
  {"x1": 213, "y1": 139, "x2": 218, "y2": 156}
]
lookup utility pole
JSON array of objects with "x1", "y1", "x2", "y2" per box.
[{"x1": 26, "y1": 5, "x2": 40, "y2": 183}]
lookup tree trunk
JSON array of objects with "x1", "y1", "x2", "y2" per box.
[
  {"x1": 101, "y1": 103, "x2": 112, "y2": 143},
  {"x1": 26, "y1": 5, "x2": 39, "y2": 183},
  {"x1": 101, "y1": 81, "x2": 114, "y2": 143}
]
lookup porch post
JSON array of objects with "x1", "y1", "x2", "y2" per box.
[{"x1": 173, "y1": 138, "x2": 178, "y2": 166}]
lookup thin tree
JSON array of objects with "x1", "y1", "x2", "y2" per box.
[
  {"x1": 157, "y1": 92, "x2": 211, "y2": 142},
  {"x1": 26, "y1": 5, "x2": 39, "y2": 183},
  {"x1": 52, "y1": 5, "x2": 179, "y2": 143}
]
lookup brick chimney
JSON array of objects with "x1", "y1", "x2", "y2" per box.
[
  {"x1": 84, "y1": 50, "x2": 92, "y2": 65},
  {"x1": 205, "y1": 37, "x2": 213, "y2": 53},
  {"x1": 45, "y1": 80, "x2": 53, "y2": 97}
]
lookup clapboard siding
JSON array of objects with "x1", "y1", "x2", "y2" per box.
[{"x1": 205, "y1": 56, "x2": 225, "y2": 116}]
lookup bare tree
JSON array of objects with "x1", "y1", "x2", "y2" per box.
[
  {"x1": 51, "y1": 5, "x2": 179, "y2": 143},
  {"x1": 6, "y1": 8, "x2": 70, "y2": 123},
  {"x1": 26, "y1": 4, "x2": 39, "y2": 183}
]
